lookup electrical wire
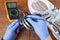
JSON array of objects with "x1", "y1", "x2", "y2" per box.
[{"x1": 18, "y1": 9, "x2": 60, "y2": 34}]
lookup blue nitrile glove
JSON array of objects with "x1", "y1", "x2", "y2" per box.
[
  {"x1": 3, "y1": 20, "x2": 23, "y2": 40},
  {"x1": 26, "y1": 15, "x2": 50, "y2": 40}
]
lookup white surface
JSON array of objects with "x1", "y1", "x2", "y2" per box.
[
  {"x1": 47, "y1": 9, "x2": 60, "y2": 40},
  {"x1": 28, "y1": 0, "x2": 54, "y2": 14},
  {"x1": 28, "y1": 0, "x2": 60, "y2": 39}
]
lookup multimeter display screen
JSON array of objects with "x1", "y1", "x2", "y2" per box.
[{"x1": 7, "y1": 3, "x2": 16, "y2": 8}]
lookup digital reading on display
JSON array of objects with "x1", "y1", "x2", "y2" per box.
[{"x1": 7, "y1": 3, "x2": 17, "y2": 8}]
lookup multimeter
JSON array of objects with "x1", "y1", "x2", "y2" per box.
[
  {"x1": 5, "y1": 2, "x2": 34, "y2": 32},
  {"x1": 5, "y1": 2, "x2": 20, "y2": 22}
]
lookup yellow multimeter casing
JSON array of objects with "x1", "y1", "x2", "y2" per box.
[{"x1": 5, "y1": 2, "x2": 20, "y2": 22}]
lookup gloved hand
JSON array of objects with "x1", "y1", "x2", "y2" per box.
[
  {"x1": 3, "y1": 20, "x2": 23, "y2": 40},
  {"x1": 26, "y1": 15, "x2": 50, "y2": 40}
]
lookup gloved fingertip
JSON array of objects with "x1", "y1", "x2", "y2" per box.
[
  {"x1": 10, "y1": 20, "x2": 18, "y2": 25},
  {"x1": 15, "y1": 23, "x2": 19, "y2": 26},
  {"x1": 12, "y1": 19, "x2": 19, "y2": 24},
  {"x1": 14, "y1": 19, "x2": 19, "y2": 22},
  {"x1": 26, "y1": 18, "x2": 35, "y2": 24},
  {"x1": 27, "y1": 15, "x2": 35, "y2": 17},
  {"x1": 27, "y1": 15, "x2": 45, "y2": 20},
  {"x1": 26, "y1": 18, "x2": 32, "y2": 21},
  {"x1": 12, "y1": 22, "x2": 19, "y2": 30}
]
